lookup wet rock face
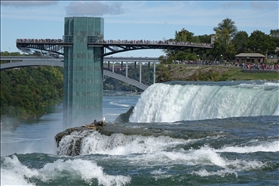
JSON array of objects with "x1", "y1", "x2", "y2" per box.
[
  {"x1": 55, "y1": 120, "x2": 106, "y2": 156},
  {"x1": 115, "y1": 106, "x2": 134, "y2": 123},
  {"x1": 55, "y1": 127, "x2": 85, "y2": 148},
  {"x1": 56, "y1": 130, "x2": 93, "y2": 156}
]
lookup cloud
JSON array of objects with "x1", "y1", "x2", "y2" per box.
[
  {"x1": 65, "y1": 1, "x2": 124, "y2": 16},
  {"x1": 222, "y1": 2, "x2": 243, "y2": 9},
  {"x1": 1, "y1": 0, "x2": 58, "y2": 7},
  {"x1": 250, "y1": 1, "x2": 277, "y2": 10}
]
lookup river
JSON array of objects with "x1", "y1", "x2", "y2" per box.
[{"x1": 1, "y1": 81, "x2": 279, "y2": 185}]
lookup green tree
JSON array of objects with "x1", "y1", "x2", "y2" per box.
[
  {"x1": 232, "y1": 31, "x2": 249, "y2": 54},
  {"x1": 269, "y1": 29, "x2": 279, "y2": 56},
  {"x1": 212, "y1": 18, "x2": 238, "y2": 61},
  {"x1": 195, "y1": 34, "x2": 211, "y2": 43},
  {"x1": 212, "y1": 28, "x2": 235, "y2": 61},
  {"x1": 213, "y1": 18, "x2": 238, "y2": 39},
  {"x1": 247, "y1": 30, "x2": 276, "y2": 55},
  {"x1": 163, "y1": 28, "x2": 202, "y2": 62},
  {"x1": 1, "y1": 66, "x2": 64, "y2": 121},
  {"x1": 270, "y1": 29, "x2": 279, "y2": 37},
  {"x1": 175, "y1": 28, "x2": 195, "y2": 42}
]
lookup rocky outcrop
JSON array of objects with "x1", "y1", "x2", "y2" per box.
[
  {"x1": 114, "y1": 106, "x2": 134, "y2": 123},
  {"x1": 54, "y1": 120, "x2": 106, "y2": 153}
]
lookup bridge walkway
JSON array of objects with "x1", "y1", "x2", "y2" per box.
[{"x1": 16, "y1": 38, "x2": 213, "y2": 56}]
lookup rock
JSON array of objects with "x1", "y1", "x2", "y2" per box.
[
  {"x1": 115, "y1": 106, "x2": 134, "y2": 123},
  {"x1": 54, "y1": 120, "x2": 106, "y2": 148},
  {"x1": 54, "y1": 126, "x2": 85, "y2": 147}
]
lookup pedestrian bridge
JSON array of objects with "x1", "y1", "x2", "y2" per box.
[
  {"x1": 0, "y1": 56, "x2": 159, "y2": 90},
  {"x1": 16, "y1": 38, "x2": 213, "y2": 56}
]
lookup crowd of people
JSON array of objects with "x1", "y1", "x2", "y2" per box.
[
  {"x1": 16, "y1": 38, "x2": 212, "y2": 48},
  {"x1": 172, "y1": 60, "x2": 279, "y2": 71},
  {"x1": 17, "y1": 39, "x2": 63, "y2": 43},
  {"x1": 97, "y1": 39, "x2": 212, "y2": 47},
  {"x1": 236, "y1": 62, "x2": 279, "y2": 70}
]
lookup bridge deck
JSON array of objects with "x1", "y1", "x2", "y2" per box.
[
  {"x1": 0, "y1": 56, "x2": 160, "y2": 63},
  {"x1": 16, "y1": 38, "x2": 213, "y2": 56}
]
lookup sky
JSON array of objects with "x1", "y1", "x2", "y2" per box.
[{"x1": 1, "y1": 1, "x2": 278, "y2": 57}]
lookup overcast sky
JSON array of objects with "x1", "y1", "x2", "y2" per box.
[{"x1": 1, "y1": 1, "x2": 278, "y2": 57}]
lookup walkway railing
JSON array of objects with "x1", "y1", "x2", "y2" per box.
[
  {"x1": 90, "y1": 39, "x2": 212, "y2": 48},
  {"x1": 16, "y1": 39, "x2": 63, "y2": 43},
  {"x1": 16, "y1": 38, "x2": 213, "y2": 48}
]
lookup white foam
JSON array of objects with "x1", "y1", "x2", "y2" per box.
[
  {"x1": 192, "y1": 169, "x2": 238, "y2": 177},
  {"x1": 1, "y1": 155, "x2": 131, "y2": 186},
  {"x1": 192, "y1": 157, "x2": 266, "y2": 178},
  {"x1": 1, "y1": 155, "x2": 39, "y2": 186},
  {"x1": 109, "y1": 102, "x2": 130, "y2": 107},
  {"x1": 79, "y1": 131, "x2": 189, "y2": 156},
  {"x1": 150, "y1": 169, "x2": 172, "y2": 181},
  {"x1": 60, "y1": 132, "x2": 271, "y2": 171},
  {"x1": 123, "y1": 144, "x2": 267, "y2": 174},
  {"x1": 40, "y1": 158, "x2": 131, "y2": 186},
  {"x1": 130, "y1": 146, "x2": 227, "y2": 168},
  {"x1": 217, "y1": 141, "x2": 279, "y2": 153}
]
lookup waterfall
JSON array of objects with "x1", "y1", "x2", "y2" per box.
[{"x1": 130, "y1": 81, "x2": 279, "y2": 122}]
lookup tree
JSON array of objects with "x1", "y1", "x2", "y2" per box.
[
  {"x1": 196, "y1": 34, "x2": 211, "y2": 43},
  {"x1": 247, "y1": 30, "x2": 276, "y2": 55},
  {"x1": 213, "y1": 18, "x2": 238, "y2": 39},
  {"x1": 269, "y1": 29, "x2": 279, "y2": 56},
  {"x1": 175, "y1": 28, "x2": 195, "y2": 42},
  {"x1": 212, "y1": 18, "x2": 238, "y2": 61},
  {"x1": 212, "y1": 28, "x2": 235, "y2": 61},
  {"x1": 232, "y1": 31, "x2": 249, "y2": 54},
  {"x1": 270, "y1": 29, "x2": 279, "y2": 37}
]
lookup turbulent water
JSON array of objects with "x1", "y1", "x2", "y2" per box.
[{"x1": 1, "y1": 81, "x2": 279, "y2": 186}]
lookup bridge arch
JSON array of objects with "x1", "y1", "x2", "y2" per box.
[{"x1": 0, "y1": 60, "x2": 149, "y2": 90}]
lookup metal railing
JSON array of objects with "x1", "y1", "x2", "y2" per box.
[{"x1": 16, "y1": 38, "x2": 213, "y2": 48}]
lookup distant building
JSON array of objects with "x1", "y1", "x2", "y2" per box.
[
  {"x1": 235, "y1": 53, "x2": 265, "y2": 63},
  {"x1": 210, "y1": 35, "x2": 216, "y2": 45}
]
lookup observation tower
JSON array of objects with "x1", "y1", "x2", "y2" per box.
[{"x1": 63, "y1": 17, "x2": 104, "y2": 127}]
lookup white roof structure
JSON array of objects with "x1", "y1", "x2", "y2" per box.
[{"x1": 235, "y1": 53, "x2": 265, "y2": 58}]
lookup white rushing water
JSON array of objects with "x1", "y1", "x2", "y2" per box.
[
  {"x1": 2, "y1": 155, "x2": 131, "y2": 186},
  {"x1": 130, "y1": 82, "x2": 279, "y2": 122}
]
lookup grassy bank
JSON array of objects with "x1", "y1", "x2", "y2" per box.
[{"x1": 156, "y1": 64, "x2": 279, "y2": 82}]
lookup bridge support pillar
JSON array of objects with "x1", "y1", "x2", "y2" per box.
[
  {"x1": 126, "y1": 61, "x2": 128, "y2": 77},
  {"x1": 153, "y1": 62, "x2": 156, "y2": 84},
  {"x1": 63, "y1": 17, "x2": 104, "y2": 128},
  {"x1": 134, "y1": 62, "x2": 137, "y2": 80},
  {"x1": 148, "y1": 62, "x2": 150, "y2": 84},
  {"x1": 112, "y1": 61, "x2": 114, "y2": 73},
  {"x1": 139, "y1": 62, "x2": 142, "y2": 83}
]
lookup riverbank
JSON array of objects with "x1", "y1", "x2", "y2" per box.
[{"x1": 156, "y1": 64, "x2": 279, "y2": 82}]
